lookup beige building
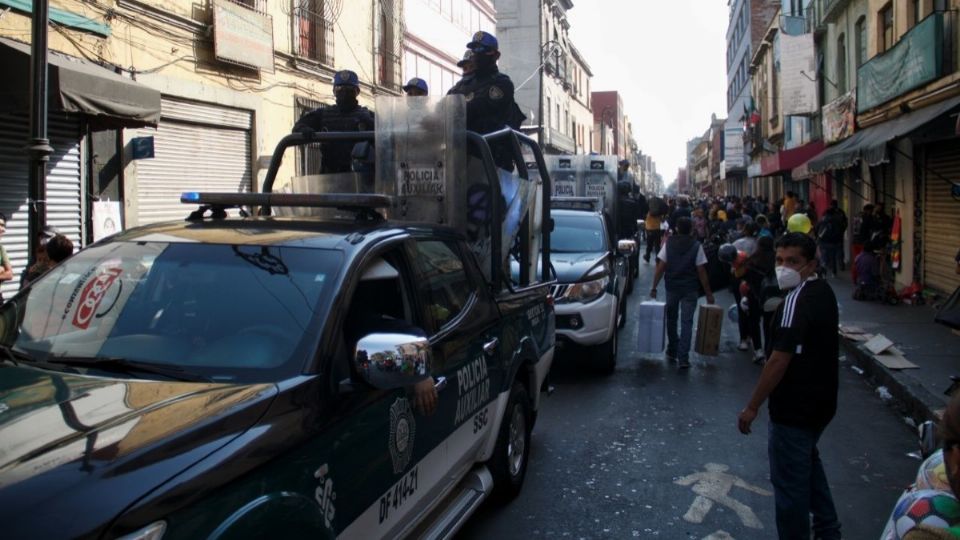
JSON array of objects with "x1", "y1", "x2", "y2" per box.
[
  {"x1": 0, "y1": 0, "x2": 402, "y2": 298},
  {"x1": 403, "y1": 0, "x2": 496, "y2": 96}
]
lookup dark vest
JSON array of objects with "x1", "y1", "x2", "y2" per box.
[
  {"x1": 293, "y1": 104, "x2": 375, "y2": 174},
  {"x1": 665, "y1": 235, "x2": 701, "y2": 294}
]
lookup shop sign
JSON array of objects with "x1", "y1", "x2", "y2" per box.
[
  {"x1": 858, "y1": 13, "x2": 943, "y2": 113},
  {"x1": 822, "y1": 92, "x2": 856, "y2": 145},
  {"x1": 213, "y1": 0, "x2": 275, "y2": 73}
]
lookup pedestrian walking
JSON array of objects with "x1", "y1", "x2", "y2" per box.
[
  {"x1": 744, "y1": 235, "x2": 779, "y2": 358},
  {"x1": 738, "y1": 232, "x2": 842, "y2": 540},
  {"x1": 650, "y1": 217, "x2": 716, "y2": 370},
  {"x1": 817, "y1": 205, "x2": 845, "y2": 277},
  {"x1": 0, "y1": 213, "x2": 12, "y2": 303},
  {"x1": 643, "y1": 201, "x2": 665, "y2": 264}
]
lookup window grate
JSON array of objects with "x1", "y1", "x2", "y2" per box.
[
  {"x1": 229, "y1": 0, "x2": 268, "y2": 15},
  {"x1": 294, "y1": 96, "x2": 329, "y2": 176},
  {"x1": 294, "y1": 0, "x2": 335, "y2": 65}
]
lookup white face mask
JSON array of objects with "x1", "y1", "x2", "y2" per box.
[{"x1": 775, "y1": 266, "x2": 803, "y2": 290}]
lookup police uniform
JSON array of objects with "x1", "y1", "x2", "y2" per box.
[
  {"x1": 447, "y1": 34, "x2": 517, "y2": 135},
  {"x1": 448, "y1": 32, "x2": 524, "y2": 170},
  {"x1": 293, "y1": 70, "x2": 375, "y2": 174}
]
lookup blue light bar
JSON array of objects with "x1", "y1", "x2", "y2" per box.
[{"x1": 181, "y1": 192, "x2": 201, "y2": 203}]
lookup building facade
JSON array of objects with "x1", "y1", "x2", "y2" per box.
[
  {"x1": 0, "y1": 0, "x2": 402, "y2": 298},
  {"x1": 403, "y1": 0, "x2": 497, "y2": 96},
  {"x1": 806, "y1": 0, "x2": 960, "y2": 292},
  {"x1": 494, "y1": 0, "x2": 591, "y2": 155},
  {"x1": 591, "y1": 90, "x2": 628, "y2": 159},
  {"x1": 725, "y1": 0, "x2": 781, "y2": 197}
]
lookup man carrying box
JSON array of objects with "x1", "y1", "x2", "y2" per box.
[{"x1": 650, "y1": 217, "x2": 715, "y2": 369}]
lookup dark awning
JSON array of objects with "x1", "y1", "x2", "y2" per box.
[
  {"x1": 0, "y1": 37, "x2": 160, "y2": 129},
  {"x1": 809, "y1": 94, "x2": 960, "y2": 173}
]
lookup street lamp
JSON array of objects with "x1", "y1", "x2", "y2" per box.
[{"x1": 27, "y1": 0, "x2": 52, "y2": 266}]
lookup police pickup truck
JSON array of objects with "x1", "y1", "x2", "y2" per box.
[
  {"x1": 549, "y1": 197, "x2": 634, "y2": 373},
  {"x1": 0, "y1": 97, "x2": 554, "y2": 539}
]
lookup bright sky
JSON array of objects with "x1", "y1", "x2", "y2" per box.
[{"x1": 568, "y1": 0, "x2": 729, "y2": 182}]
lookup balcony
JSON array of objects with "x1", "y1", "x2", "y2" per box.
[
  {"x1": 856, "y1": 11, "x2": 952, "y2": 113},
  {"x1": 544, "y1": 127, "x2": 576, "y2": 154}
]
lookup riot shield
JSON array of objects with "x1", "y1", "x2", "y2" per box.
[
  {"x1": 580, "y1": 155, "x2": 618, "y2": 229},
  {"x1": 375, "y1": 95, "x2": 467, "y2": 229},
  {"x1": 546, "y1": 155, "x2": 581, "y2": 198}
]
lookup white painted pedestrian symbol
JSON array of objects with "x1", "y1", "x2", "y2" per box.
[{"x1": 674, "y1": 463, "x2": 772, "y2": 529}]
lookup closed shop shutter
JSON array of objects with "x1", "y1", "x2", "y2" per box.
[
  {"x1": 136, "y1": 98, "x2": 252, "y2": 226},
  {"x1": 922, "y1": 141, "x2": 960, "y2": 294},
  {"x1": 0, "y1": 113, "x2": 82, "y2": 299}
]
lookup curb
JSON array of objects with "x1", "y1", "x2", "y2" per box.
[{"x1": 840, "y1": 336, "x2": 947, "y2": 425}]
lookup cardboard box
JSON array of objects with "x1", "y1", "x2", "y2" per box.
[
  {"x1": 694, "y1": 304, "x2": 724, "y2": 356},
  {"x1": 637, "y1": 301, "x2": 666, "y2": 354}
]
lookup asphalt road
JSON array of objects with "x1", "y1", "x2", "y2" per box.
[{"x1": 461, "y1": 261, "x2": 920, "y2": 540}]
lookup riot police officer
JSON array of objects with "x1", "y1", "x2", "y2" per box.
[
  {"x1": 402, "y1": 77, "x2": 428, "y2": 97},
  {"x1": 457, "y1": 50, "x2": 475, "y2": 77},
  {"x1": 448, "y1": 32, "x2": 521, "y2": 135},
  {"x1": 293, "y1": 70, "x2": 375, "y2": 174}
]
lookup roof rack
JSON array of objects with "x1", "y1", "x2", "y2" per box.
[{"x1": 180, "y1": 192, "x2": 395, "y2": 222}]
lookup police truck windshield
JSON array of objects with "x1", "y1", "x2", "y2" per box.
[
  {"x1": 0, "y1": 242, "x2": 341, "y2": 383},
  {"x1": 551, "y1": 213, "x2": 607, "y2": 253}
]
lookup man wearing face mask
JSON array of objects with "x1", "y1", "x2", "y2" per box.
[
  {"x1": 293, "y1": 70, "x2": 375, "y2": 174},
  {"x1": 737, "y1": 233, "x2": 842, "y2": 540},
  {"x1": 448, "y1": 31, "x2": 525, "y2": 170}
]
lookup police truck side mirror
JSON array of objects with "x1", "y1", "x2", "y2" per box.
[{"x1": 353, "y1": 332, "x2": 433, "y2": 391}]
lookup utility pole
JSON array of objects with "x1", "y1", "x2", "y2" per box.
[{"x1": 27, "y1": 0, "x2": 52, "y2": 266}]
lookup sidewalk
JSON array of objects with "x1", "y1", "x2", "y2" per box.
[{"x1": 830, "y1": 272, "x2": 959, "y2": 423}]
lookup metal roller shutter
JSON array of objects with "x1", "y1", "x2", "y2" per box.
[
  {"x1": 923, "y1": 141, "x2": 960, "y2": 294},
  {"x1": 0, "y1": 113, "x2": 82, "y2": 299},
  {"x1": 136, "y1": 98, "x2": 252, "y2": 225}
]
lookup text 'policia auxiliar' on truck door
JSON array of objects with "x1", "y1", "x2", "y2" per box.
[{"x1": 398, "y1": 166, "x2": 445, "y2": 197}]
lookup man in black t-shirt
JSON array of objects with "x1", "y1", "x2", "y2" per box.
[{"x1": 737, "y1": 233, "x2": 842, "y2": 540}]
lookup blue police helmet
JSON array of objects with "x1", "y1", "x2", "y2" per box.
[
  {"x1": 333, "y1": 70, "x2": 360, "y2": 87},
  {"x1": 402, "y1": 77, "x2": 429, "y2": 94},
  {"x1": 467, "y1": 31, "x2": 499, "y2": 53},
  {"x1": 457, "y1": 50, "x2": 474, "y2": 67}
]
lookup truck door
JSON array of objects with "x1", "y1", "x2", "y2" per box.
[{"x1": 407, "y1": 239, "x2": 502, "y2": 483}]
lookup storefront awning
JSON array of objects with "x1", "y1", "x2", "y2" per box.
[
  {"x1": 808, "y1": 94, "x2": 960, "y2": 173},
  {"x1": 759, "y1": 140, "x2": 825, "y2": 177},
  {"x1": 0, "y1": 37, "x2": 160, "y2": 129}
]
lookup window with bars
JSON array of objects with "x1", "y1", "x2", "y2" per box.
[
  {"x1": 879, "y1": 3, "x2": 894, "y2": 53},
  {"x1": 375, "y1": 0, "x2": 402, "y2": 92},
  {"x1": 294, "y1": 0, "x2": 335, "y2": 65},
  {"x1": 294, "y1": 96, "x2": 328, "y2": 176},
  {"x1": 233, "y1": 0, "x2": 268, "y2": 13}
]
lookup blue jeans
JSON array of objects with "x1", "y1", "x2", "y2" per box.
[
  {"x1": 665, "y1": 289, "x2": 698, "y2": 363},
  {"x1": 768, "y1": 422, "x2": 842, "y2": 540}
]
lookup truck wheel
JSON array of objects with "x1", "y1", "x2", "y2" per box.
[
  {"x1": 489, "y1": 381, "x2": 532, "y2": 503},
  {"x1": 617, "y1": 294, "x2": 627, "y2": 329},
  {"x1": 595, "y1": 327, "x2": 617, "y2": 374}
]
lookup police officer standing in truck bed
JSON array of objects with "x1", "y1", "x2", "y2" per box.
[{"x1": 293, "y1": 70, "x2": 375, "y2": 174}]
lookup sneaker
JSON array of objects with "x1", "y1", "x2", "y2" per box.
[
  {"x1": 753, "y1": 350, "x2": 765, "y2": 364},
  {"x1": 643, "y1": 254, "x2": 650, "y2": 263},
  {"x1": 678, "y1": 361, "x2": 691, "y2": 370},
  {"x1": 738, "y1": 340, "x2": 750, "y2": 351}
]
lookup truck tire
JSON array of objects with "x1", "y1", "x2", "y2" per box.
[
  {"x1": 617, "y1": 294, "x2": 627, "y2": 329},
  {"x1": 595, "y1": 327, "x2": 617, "y2": 374},
  {"x1": 489, "y1": 381, "x2": 532, "y2": 503}
]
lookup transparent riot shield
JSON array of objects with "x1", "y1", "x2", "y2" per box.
[
  {"x1": 546, "y1": 155, "x2": 581, "y2": 198},
  {"x1": 581, "y1": 155, "x2": 618, "y2": 227},
  {"x1": 375, "y1": 96, "x2": 467, "y2": 229}
]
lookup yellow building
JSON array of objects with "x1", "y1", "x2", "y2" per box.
[{"x1": 0, "y1": 0, "x2": 403, "y2": 298}]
